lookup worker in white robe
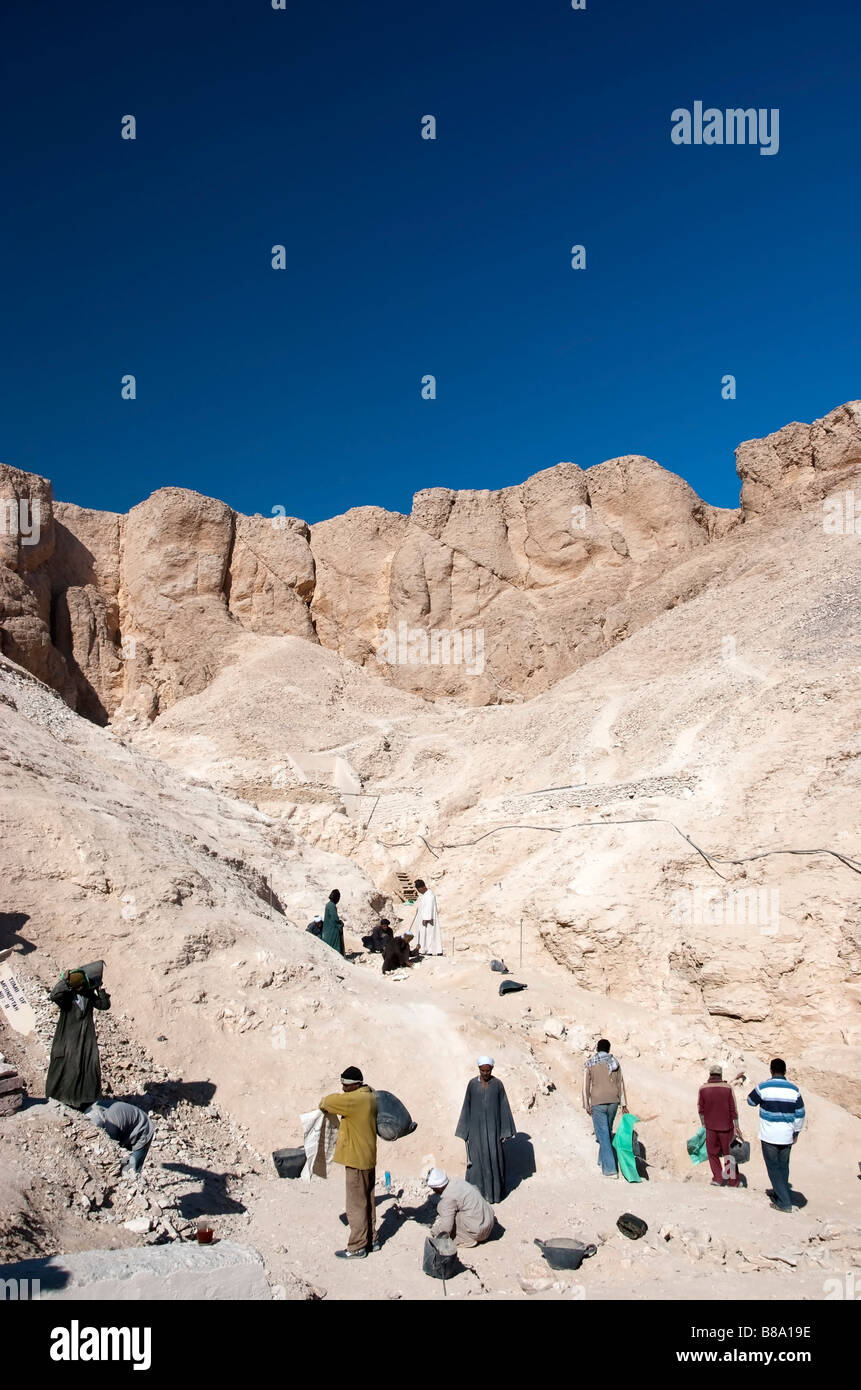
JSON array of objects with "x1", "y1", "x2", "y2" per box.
[{"x1": 411, "y1": 879, "x2": 442, "y2": 955}]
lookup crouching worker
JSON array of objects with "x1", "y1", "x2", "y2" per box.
[
  {"x1": 319, "y1": 1066, "x2": 379, "y2": 1259},
  {"x1": 382, "y1": 932, "x2": 414, "y2": 974},
  {"x1": 363, "y1": 919, "x2": 393, "y2": 954},
  {"x1": 86, "y1": 1100, "x2": 155, "y2": 1175},
  {"x1": 427, "y1": 1168, "x2": 495, "y2": 1248}
]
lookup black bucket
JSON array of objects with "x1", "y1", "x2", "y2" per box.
[
  {"x1": 617, "y1": 1212, "x2": 648, "y2": 1240},
  {"x1": 729, "y1": 1138, "x2": 750, "y2": 1165},
  {"x1": 534, "y1": 1238, "x2": 597, "y2": 1272},
  {"x1": 272, "y1": 1147, "x2": 306, "y2": 1179},
  {"x1": 422, "y1": 1235, "x2": 461, "y2": 1280},
  {"x1": 499, "y1": 979, "x2": 527, "y2": 995},
  {"x1": 490, "y1": 959, "x2": 509, "y2": 974}
]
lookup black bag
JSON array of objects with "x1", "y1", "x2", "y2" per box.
[
  {"x1": 490, "y1": 959, "x2": 509, "y2": 974},
  {"x1": 272, "y1": 1147, "x2": 306, "y2": 1179},
  {"x1": 729, "y1": 1138, "x2": 750, "y2": 1164},
  {"x1": 534, "y1": 1238, "x2": 597, "y2": 1272},
  {"x1": 617, "y1": 1212, "x2": 648, "y2": 1240},
  {"x1": 499, "y1": 979, "x2": 527, "y2": 995},
  {"x1": 73, "y1": 960, "x2": 105, "y2": 988},
  {"x1": 422, "y1": 1235, "x2": 460, "y2": 1280},
  {"x1": 374, "y1": 1089, "x2": 417, "y2": 1141}
]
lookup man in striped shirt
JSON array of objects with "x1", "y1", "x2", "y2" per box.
[{"x1": 747, "y1": 1058, "x2": 805, "y2": 1213}]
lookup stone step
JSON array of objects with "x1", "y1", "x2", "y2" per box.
[{"x1": 0, "y1": 1241, "x2": 273, "y2": 1301}]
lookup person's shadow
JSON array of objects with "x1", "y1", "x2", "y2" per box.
[
  {"x1": 633, "y1": 1130, "x2": 650, "y2": 1181},
  {"x1": 0, "y1": 912, "x2": 36, "y2": 956},
  {"x1": 124, "y1": 1080, "x2": 217, "y2": 1112},
  {"x1": 504, "y1": 1132, "x2": 536, "y2": 1194},
  {"x1": 339, "y1": 1191, "x2": 431, "y2": 1246},
  {"x1": 160, "y1": 1163, "x2": 246, "y2": 1218},
  {"x1": 372, "y1": 1196, "x2": 417, "y2": 1248}
]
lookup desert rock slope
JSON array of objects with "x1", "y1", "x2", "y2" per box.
[{"x1": 0, "y1": 401, "x2": 859, "y2": 1300}]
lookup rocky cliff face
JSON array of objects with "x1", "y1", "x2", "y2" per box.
[
  {"x1": 736, "y1": 400, "x2": 861, "y2": 516},
  {"x1": 1, "y1": 401, "x2": 858, "y2": 722}
]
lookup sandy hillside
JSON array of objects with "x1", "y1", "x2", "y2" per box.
[{"x1": 1, "y1": 402, "x2": 859, "y2": 1299}]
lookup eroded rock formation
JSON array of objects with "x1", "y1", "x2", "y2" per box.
[{"x1": 1, "y1": 401, "x2": 859, "y2": 720}]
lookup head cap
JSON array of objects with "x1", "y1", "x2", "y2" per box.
[
  {"x1": 427, "y1": 1168, "x2": 448, "y2": 1188},
  {"x1": 340, "y1": 1066, "x2": 363, "y2": 1085}
]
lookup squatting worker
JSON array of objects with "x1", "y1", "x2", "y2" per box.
[
  {"x1": 382, "y1": 932, "x2": 414, "y2": 973},
  {"x1": 319, "y1": 1066, "x2": 378, "y2": 1259},
  {"x1": 427, "y1": 1168, "x2": 495, "y2": 1248},
  {"x1": 86, "y1": 1100, "x2": 155, "y2": 1175}
]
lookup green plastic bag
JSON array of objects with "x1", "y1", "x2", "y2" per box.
[
  {"x1": 612, "y1": 1112, "x2": 642, "y2": 1183},
  {"x1": 686, "y1": 1125, "x2": 708, "y2": 1165}
]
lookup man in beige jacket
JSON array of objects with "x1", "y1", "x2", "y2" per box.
[{"x1": 427, "y1": 1168, "x2": 495, "y2": 1247}]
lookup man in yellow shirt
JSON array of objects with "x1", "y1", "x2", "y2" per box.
[{"x1": 319, "y1": 1066, "x2": 379, "y2": 1259}]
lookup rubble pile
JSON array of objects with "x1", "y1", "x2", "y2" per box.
[{"x1": 0, "y1": 966, "x2": 264, "y2": 1263}]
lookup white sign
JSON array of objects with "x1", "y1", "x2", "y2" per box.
[{"x1": 0, "y1": 959, "x2": 36, "y2": 1035}]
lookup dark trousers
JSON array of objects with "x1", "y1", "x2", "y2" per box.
[
  {"x1": 706, "y1": 1128, "x2": 739, "y2": 1186},
  {"x1": 345, "y1": 1166, "x2": 376, "y2": 1252},
  {"x1": 761, "y1": 1141, "x2": 793, "y2": 1209}
]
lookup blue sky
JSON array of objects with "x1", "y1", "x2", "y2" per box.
[{"x1": 1, "y1": 0, "x2": 859, "y2": 523}]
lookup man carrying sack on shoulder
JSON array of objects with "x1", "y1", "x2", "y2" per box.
[{"x1": 319, "y1": 1066, "x2": 378, "y2": 1259}]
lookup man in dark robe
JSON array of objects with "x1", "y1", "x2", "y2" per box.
[
  {"x1": 382, "y1": 932, "x2": 413, "y2": 973},
  {"x1": 321, "y1": 890, "x2": 345, "y2": 956},
  {"x1": 45, "y1": 966, "x2": 111, "y2": 1110},
  {"x1": 455, "y1": 1057, "x2": 515, "y2": 1203},
  {"x1": 362, "y1": 919, "x2": 393, "y2": 954}
]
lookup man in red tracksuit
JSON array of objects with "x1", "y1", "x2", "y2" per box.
[{"x1": 698, "y1": 1065, "x2": 742, "y2": 1187}]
